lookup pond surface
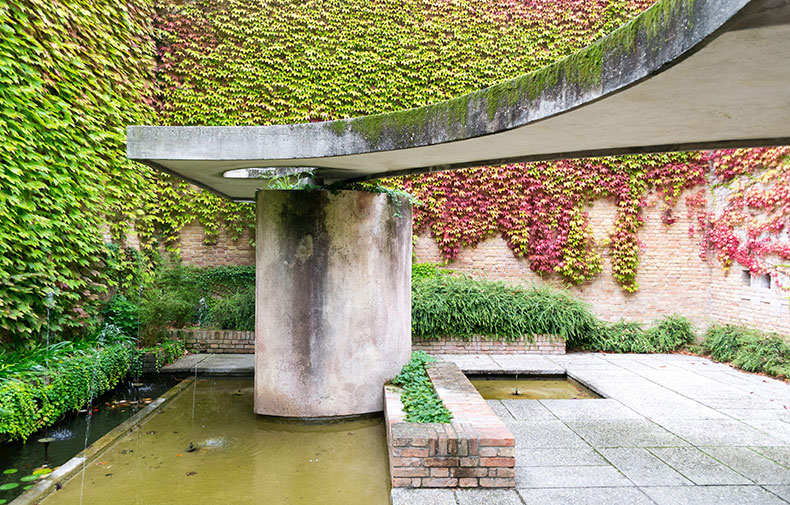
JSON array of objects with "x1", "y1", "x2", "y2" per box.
[
  {"x1": 40, "y1": 378, "x2": 391, "y2": 505},
  {"x1": 0, "y1": 376, "x2": 176, "y2": 504},
  {"x1": 468, "y1": 374, "x2": 600, "y2": 400}
]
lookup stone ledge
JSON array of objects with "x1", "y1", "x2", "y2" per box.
[
  {"x1": 384, "y1": 361, "x2": 515, "y2": 490},
  {"x1": 413, "y1": 334, "x2": 565, "y2": 355},
  {"x1": 170, "y1": 329, "x2": 565, "y2": 355}
]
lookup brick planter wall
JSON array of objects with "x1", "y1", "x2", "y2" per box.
[
  {"x1": 412, "y1": 334, "x2": 564, "y2": 354},
  {"x1": 169, "y1": 329, "x2": 563, "y2": 355},
  {"x1": 167, "y1": 329, "x2": 255, "y2": 353},
  {"x1": 384, "y1": 361, "x2": 515, "y2": 489}
]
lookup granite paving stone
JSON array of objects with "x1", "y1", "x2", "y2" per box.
[
  {"x1": 539, "y1": 399, "x2": 643, "y2": 421},
  {"x1": 390, "y1": 489, "x2": 457, "y2": 505},
  {"x1": 501, "y1": 399, "x2": 556, "y2": 421},
  {"x1": 598, "y1": 447, "x2": 693, "y2": 486},
  {"x1": 647, "y1": 447, "x2": 752, "y2": 485},
  {"x1": 566, "y1": 419, "x2": 690, "y2": 448},
  {"x1": 516, "y1": 447, "x2": 608, "y2": 467},
  {"x1": 701, "y1": 447, "x2": 790, "y2": 484},
  {"x1": 516, "y1": 465, "x2": 632, "y2": 488},
  {"x1": 455, "y1": 489, "x2": 522, "y2": 505},
  {"x1": 657, "y1": 419, "x2": 786, "y2": 447},
  {"x1": 517, "y1": 487, "x2": 655, "y2": 505},
  {"x1": 640, "y1": 485, "x2": 788, "y2": 505}
]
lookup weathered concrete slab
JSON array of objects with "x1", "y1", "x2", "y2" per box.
[
  {"x1": 701, "y1": 447, "x2": 790, "y2": 484},
  {"x1": 647, "y1": 447, "x2": 752, "y2": 485},
  {"x1": 517, "y1": 487, "x2": 655, "y2": 505},
  {"x1": 160, "y1": 353, "x2": 209, "y2": 373},
  {"x1": 390, "y1": 489, "x2": 456, "y2": 505},
  {"x1": 455, "y1": 489, "x2": 522, "y2": 505},
  {"x1": 566, "y1": 420, "x2": 690, "y2": 448},
  {"x1": 540, "y1": 399, "x2": 642, "y2": 422},
  {"x1": 516, "y1": 447, "x2": 608, "y2": 467},
  {"x1": 598, "y1": 448, "x2": 693, "y2": 486},
  {"x1": 641, "y1": 485, "x2": 788, "y2": 505},
  {"x1": 516, "y1": 465, "x2": 632, "y2": 488}
]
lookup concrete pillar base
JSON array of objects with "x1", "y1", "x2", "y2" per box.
[{"x1": 255, "y1": 189, "x2": 412, "y2": 417}]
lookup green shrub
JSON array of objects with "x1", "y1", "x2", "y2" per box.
[
  {"x1": 210, "y1": 287, "x2": 255, "y2": 331},
  {"x1": 585, "y1": 315, "x2": 695, "y2": 353},
  {"x1": 102, "y1": 295, "x2": 140, "y2": 338},
  {"x1": 412, "y1": 276, "x2": 597, "y2": 347},
  {"x1": 392, "y1": 351, "x2": 452, "y2": 423},
  {"x1": 704, "y1": 324, "x2": 790, "y2": 377}
]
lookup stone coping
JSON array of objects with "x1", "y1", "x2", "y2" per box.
[
  {"x1": 10, "y1": 379, "x2": 193, "y2": 505},
  {"x1": 384, "y1": 361, "x2": 515, "y2": 489}
]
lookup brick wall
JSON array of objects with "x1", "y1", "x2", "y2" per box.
[
  {"x1": 179, "y1": 219, "x2": 255, "y2": 267},
  {"x1": 168, "y1": 328, "x2": 254, "y2": 353},
  {"x1": 413, "y1": 335, "x2": 564, "y2": 354},
  {"x1": 176, "y1": 188, "x2": 790, "y2": 335},
  {"x1": 169, "y1": 329, "x2": 563, "y2": 355},
  {"x1": 384, "y1": 361, "x2": 515, "y2": 489}
]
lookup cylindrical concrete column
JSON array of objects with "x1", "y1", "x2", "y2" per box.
[{"x1": 255, "y1": 189, "x2": 412, "y2": 417}]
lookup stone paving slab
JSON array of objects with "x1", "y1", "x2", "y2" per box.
[
  {"x1": 641, "y1": 485, "x2": 788, "y2": 505},
  {"x1": 598, "y1": 448, "x2": 693, "y2": 486},
  {"x1": 392, "y1": 353, "x2": 790, "y2": 505},
  {"x1": 160, "y1": 353, "x2": 253, "y2": 376},
  {"x1": 517, "y1": 487, "x2": 655, "y2": 505}
]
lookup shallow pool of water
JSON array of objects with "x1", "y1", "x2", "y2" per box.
[
  {"x1": 468, "y1": 375, "x2": 600, "y2": 400},
  {"x1": 0, "y1": 376, "x2": 176, "y2": 504},
  {"x1": 40, "y1": 378, "x2": 391, "y2": 505}
]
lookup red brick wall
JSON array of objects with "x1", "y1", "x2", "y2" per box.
[{"x1": 384, "y1": 361, "x2": 515, "y2": 489}]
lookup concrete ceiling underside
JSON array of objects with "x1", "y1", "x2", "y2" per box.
[{"x1": 127, "y1": 0, "x2": 790, "y2": 202}]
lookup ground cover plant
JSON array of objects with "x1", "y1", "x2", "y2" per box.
[{"x1": 391, "y1": 351, "x2": 452, "y2": 423}]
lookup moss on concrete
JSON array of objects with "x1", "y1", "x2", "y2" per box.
[{"x1": 323, "y1": 0, "x2": 700, "y2": 145}]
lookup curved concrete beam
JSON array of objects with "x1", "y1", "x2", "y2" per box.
[{"x1": 128, "y1": 0, "x2": 790, "y2": 201}]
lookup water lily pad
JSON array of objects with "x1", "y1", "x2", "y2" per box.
[
  {"x1": 0, "y1": 499, "x2": 7, "y2": 504},
  {"x1": 1, "y1": 470, "x2": 16, "y2": 475},
  {"x1": 32, "y1": 468, "x2": 52, "y2": 476},
  {"x1": 0, "y1": 483, "x2": 19, "y2": 491},
  {"x1": 19, "y1": 475, "x2": 40, "y2": 482},
  {"x1": 23, "y1": 485, "x2": 33, "y2": 490}
]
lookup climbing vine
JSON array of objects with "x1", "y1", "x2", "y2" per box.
[
  {"x1": 686, "y1": 147, "x2": 790, "y2": 286},
  {"x1": 401, "y1": 152, "x2": 706, "y2": 291}
]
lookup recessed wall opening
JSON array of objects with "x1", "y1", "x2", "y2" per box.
[
  {"x1": 742, "y1": 269, "x2": 752, "y2": 286},
  {"x1": 756, "y1": 273, "x2": 772, "y2": 289}
]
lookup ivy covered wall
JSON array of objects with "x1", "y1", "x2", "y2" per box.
[
  {"x1": 2, "y1": 0, "x2": 788, "y2": 344},
  {"x1": 154, "y1": 0, "x2": 789, "y2": 294},
  {"x1": 0, "y1": 0, "x2": 158, "y2": 344}
]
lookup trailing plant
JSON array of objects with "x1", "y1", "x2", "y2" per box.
[
  {"x1": 129, "y1": 338, "x2": 186, "y2": 377},
  {"x1": 703, "y1": 324, "x2": 790, "y2": 378},
  {"x1": 391, "y1": 351, "x2": 452, "y2": 423},
  {"x1": 412, "y1": 275, "x2": 598, "y2": 348},
  {"x1": 0, "y1": 343, "x2": 133, "y2": 440}
]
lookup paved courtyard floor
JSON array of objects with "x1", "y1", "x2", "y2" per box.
[{"x1": 393, "y1": 353, "x2": 790, "y2": 505}]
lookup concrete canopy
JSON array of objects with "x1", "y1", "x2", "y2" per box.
[{"x1": 127, "y1": 0, "x2": 790, "y2": 202}]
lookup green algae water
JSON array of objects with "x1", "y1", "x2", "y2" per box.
[
  {"x1": 40, "y1": 378, "x2": 390, "y2": 505},
  {"x1": 469, "y1": 375, "x2": 600, "y2": 400}
]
